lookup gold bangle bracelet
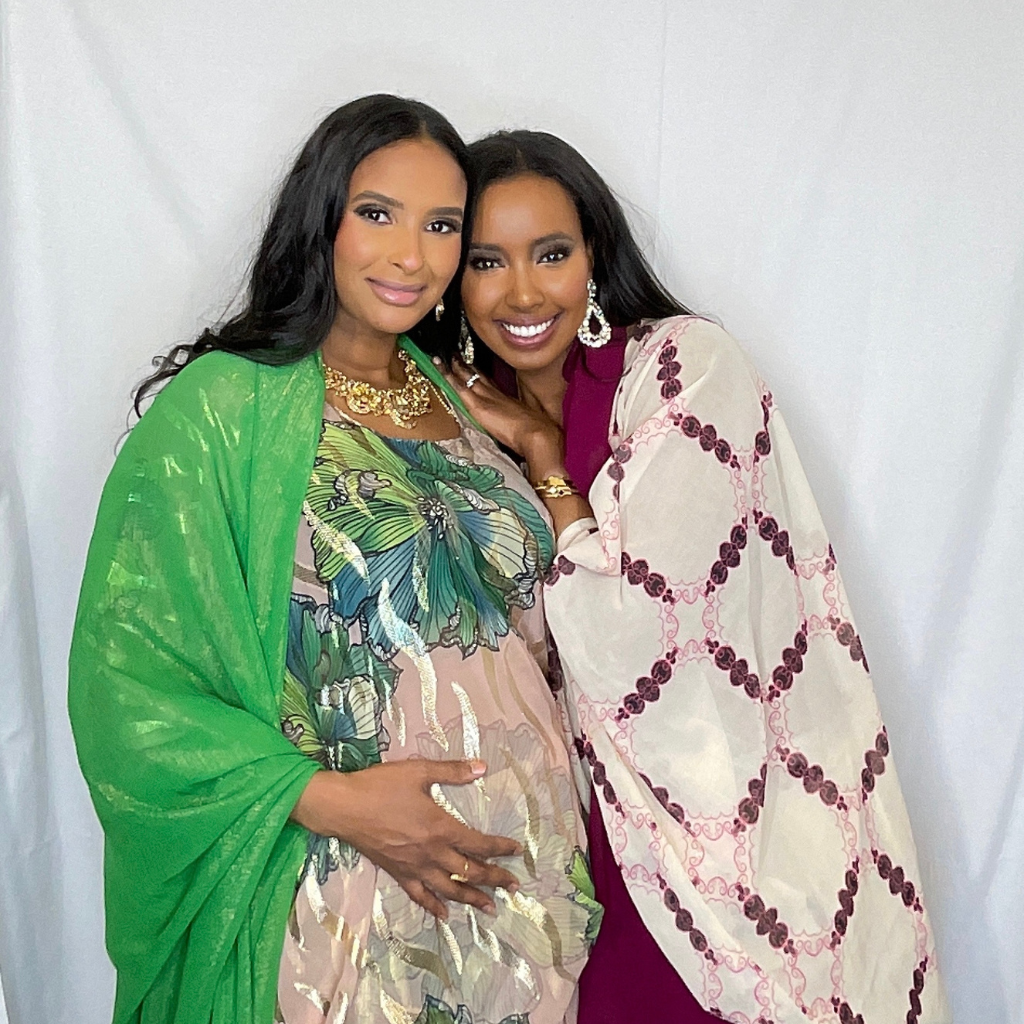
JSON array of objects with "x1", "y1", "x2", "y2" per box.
[{"x1": 532, "y1": 474, "x2": 580, "y2": 498}]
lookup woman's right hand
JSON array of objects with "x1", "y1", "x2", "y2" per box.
[{"x1": 291, "y1": 758, "x2": 521, "y2": 919}]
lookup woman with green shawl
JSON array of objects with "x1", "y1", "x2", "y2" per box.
[{"x1": 69, "y1": 95, "x2": 596, "y2": 1024}]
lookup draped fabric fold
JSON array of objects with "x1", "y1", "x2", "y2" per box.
[
  {"x1": 69, "y1": 351, "x2": 328, "y2": 1024},
  {"x1": 545, "y1": 317, "x2": 949, "y2": 1024},
  {"x1": 69, "y1": 338, "x2": 476, "y2": 1023}
]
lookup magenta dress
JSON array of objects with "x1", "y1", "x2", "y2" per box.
[{"x1": 496, "y1": 332, "x2": 719, "y2": 1022}]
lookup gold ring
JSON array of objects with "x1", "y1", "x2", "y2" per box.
[{"x1": 449, "y1": 860, "x2": 471, "y2": 884}]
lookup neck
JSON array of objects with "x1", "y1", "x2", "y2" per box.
[
  {"x1": 515, "y1": 349, "x2": 570, "y2": 427},
  {"x1": 321, "y1": 310, "x2": 403, "y2": 387}
]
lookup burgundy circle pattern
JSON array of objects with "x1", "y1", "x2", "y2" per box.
[{"x1": 545, "y1": 318, "x2": 944, "y2": 1023}]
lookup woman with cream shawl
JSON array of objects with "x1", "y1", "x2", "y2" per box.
[{"x1": 448, "y1": 128, "x2": 949, "y2": 1024}]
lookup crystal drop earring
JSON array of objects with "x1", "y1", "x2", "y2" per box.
[
  {"x1": 577, "y1": 278, "x2": 612, "y2": 348},
  {"x1": 459, "y1": 314, "x2": 475, "y2": 365}
]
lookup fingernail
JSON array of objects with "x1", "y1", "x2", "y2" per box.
[
  {"x1": 483, "y1": 902, "x2": 497, "y2": 917},
  {"x1": 432, "y1": 356, "x2": 442, "y2": 365},
  {"x1": 469, "y1": 759, "x2": 487, "y2": 777},
  {"x1": 512, "y1": 842, "x2": 524, "y2": 855},
  {"x1": 509, "y1": 881, "x2": 520, "y2": 895}
]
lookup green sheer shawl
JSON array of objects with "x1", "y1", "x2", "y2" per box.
[{"x1": 69, "y1": 339, "x2": 469, "y2": 1024}]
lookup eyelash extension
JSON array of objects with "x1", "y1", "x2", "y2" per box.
[
  {"x1": 428, "y1": 219, "x2": 463, "y2": 234},
  {"x1": 354, "y1": 207, "x2": 461, "y2": 235},
  {"x1": 538, "y1": 245, "x2": 573, "y2": 264},
  {"x1": 467, "y1": 254, "x2": 503, "y2": 271},
  {"x1": 354, "y1": 204, "x2": 391, "y2": 223}
]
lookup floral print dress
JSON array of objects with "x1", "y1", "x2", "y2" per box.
[{"x1": 276, "y1": 404, "x2": 598, "y2": 1024}]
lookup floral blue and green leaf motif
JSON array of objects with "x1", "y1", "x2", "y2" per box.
[
  {"x1": 566, "y1": 847, "x2": 604, "y2": 946},
  {"x1": 282, "y1": 593, "x2": 396, "y2": 770},
  {"x1": 305, "y1": 421, "x2": 554, "y2": 658},
  {"x1": 412, "y1": 995, "x2": 529, "y2": 1024},
  {"x1": 281, "y1": 594, "x2": 397, "y2": 882}
]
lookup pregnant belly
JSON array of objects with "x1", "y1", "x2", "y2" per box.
[{"x1": 279, "y1": 639, "x2": 596, "y2": 1024}]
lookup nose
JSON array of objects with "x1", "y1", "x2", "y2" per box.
[
  {"x1": 507, "y1": 262, "x2": 544, "y2": 311},
  {"x1": 388, "y1": 224, "x2": 425, "y2": 275}
]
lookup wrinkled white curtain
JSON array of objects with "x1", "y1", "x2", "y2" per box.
[{"x1": 1, "y1": 1, "x2": 1021, "y2": 1022}]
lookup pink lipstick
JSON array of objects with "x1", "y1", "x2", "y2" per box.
[{"x1": 367, "y1": 278, "x2": 426, "y2": 307}]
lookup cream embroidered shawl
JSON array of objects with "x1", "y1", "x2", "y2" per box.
[{"x1": 546, "y1": 316, "x2": 949, "y2": 1024}]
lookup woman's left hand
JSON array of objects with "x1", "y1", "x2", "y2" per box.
[
  {"x1": 439, "y1": 360, "x2": 562, "y2": 464},
  {"x1": 439, "y1": 359, "x2": 595, "y2": 538}
]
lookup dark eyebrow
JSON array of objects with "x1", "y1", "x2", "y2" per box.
[
  {"x1": 469, "y1": 234, "x2": 573, "y2": 253},
  {"x1": 350, "y1": 192, "x2": 463, "y2": 219},
  {"x1": 532, "y1": 232, "x2": 575, "y2": 248},
  {"x1": 350, "y1": 190, "x2": 402, "y2": 208}
]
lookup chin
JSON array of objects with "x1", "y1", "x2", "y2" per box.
[
  {"x1": 371, "y1": 306, "x2": 432, "y2": 337},
  {"x1": 489, "y1": 335, "x2": 574, "y2": 373}
]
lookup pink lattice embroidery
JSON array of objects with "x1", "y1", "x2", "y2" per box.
[{"x1": 547, "y1": 316, "x2": 945, "y2": 1022}]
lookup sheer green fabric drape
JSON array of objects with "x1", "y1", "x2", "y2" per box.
[
  {"x1": 70, "y1": 350, "x2": 324, "y2": 1022},
  {"x1": 69, "y1": 340, "x2": 471, "y2": 1023}
]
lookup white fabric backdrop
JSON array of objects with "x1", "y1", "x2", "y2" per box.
[{"x1": 1, "y1": 1, "x2": 1021, "y2": 1021}]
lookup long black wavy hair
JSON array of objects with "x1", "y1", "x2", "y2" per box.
[
  {"x1": 465, "y1": 130, "x2": 691, "y2": 342},
  {"x1": 134, "y1": 94, "x2": 470, "y2": 414}
]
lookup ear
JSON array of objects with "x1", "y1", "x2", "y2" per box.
[{"x1": 586, "y1": 242, "x2": 595, "y2": 275}]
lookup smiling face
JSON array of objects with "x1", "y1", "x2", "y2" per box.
[
  {"x1": 461, "y1": 174, "x2": 591, "y2": 374},
  {"x1": 332, "y1": 137, "x2": 467, "y2": 337}
]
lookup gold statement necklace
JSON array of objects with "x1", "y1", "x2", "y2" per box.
[{"x1": 323, "y1": 348, "x2": 433, "y2": 429}]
